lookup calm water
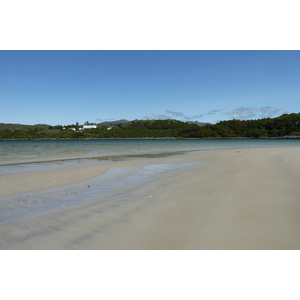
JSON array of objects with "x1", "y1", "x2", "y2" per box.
[
  {"x1": 1, "y1": 139, "x2": 300, "y2": 221},
  {"x1": 1, "y1": 139, "x2": 300, "y2": 166}
]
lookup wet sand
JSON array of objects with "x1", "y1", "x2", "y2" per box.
[{"x1": 1, "y1": 147, "x2": 300, "y2": 249}]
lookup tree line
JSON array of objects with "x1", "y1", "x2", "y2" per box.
[{"x1": 1, "y1": 113, "x2": 300, "y2": 139}]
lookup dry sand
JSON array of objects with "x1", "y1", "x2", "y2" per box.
[{"x1": 1, "y1": 146, "x2": 300, "y2": 249}]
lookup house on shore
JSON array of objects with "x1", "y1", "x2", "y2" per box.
[{"x1": 83, "y1": 125, "x2": 97, "y2": 129}]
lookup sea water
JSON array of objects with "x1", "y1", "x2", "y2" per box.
[{"x1": 1, "y1": 139, "x2": 300, "y2": 166}]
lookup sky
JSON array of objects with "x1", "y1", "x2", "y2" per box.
[{"x1": 1, "y1": 50, "x2": 300, "y2": 126}]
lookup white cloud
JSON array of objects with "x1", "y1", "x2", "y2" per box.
[
  {"x1": 166, "y1": 110, "x2": 184, "y2": 117},
  {"x1": 144, "y1": 114, "x2": 170, "y2": 120},
  {"x1": 224, "y1": 106, "x2": 280, "y2": 120},
  {"x1": 144, "y1": 111, "x2": 204, "y2": 120},
  {"x1": 165, "y1": 110, "x2": 204, "y2": 120},
  {"x1": 260, "y1": 107, "x2": 281, "y2": 118},
  {"x1": 206, "y1": 109, "x2": 223, "y2": 115}
]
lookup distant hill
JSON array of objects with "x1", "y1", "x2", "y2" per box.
[
  {"x1": 99, "y1": 119, "x2": 130, "y2": 125},
  {"x1": 1, "y1": 113, "x2": 300, "y2": 139},
  {"x1": 99, "y1": 119, "x2": 211, "y2": 127},
  {"x1": 0, "y1": 123, "x2": 49, "y2": 131}
]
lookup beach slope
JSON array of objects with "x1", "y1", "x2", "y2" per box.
[{"x1": 1, "y1": 147, "x2": 300, "y2": 249}]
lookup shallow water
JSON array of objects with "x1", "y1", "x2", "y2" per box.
[
  {"x1": 0, "y1": 162, "x2": 196, "y2": 223},
  {"x1": 1, "y1": 139, "x2": 300, "y2": 166}
]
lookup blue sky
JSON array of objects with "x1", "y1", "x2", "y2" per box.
[{"x1": 1, "y1": 50, "x2": 300, "y2": 126}]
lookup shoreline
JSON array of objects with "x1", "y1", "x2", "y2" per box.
[
  {"x1": 2, "y1": 139, "x2": 300, "y2": 168},
  {"x1": 1, "y1": 136, "x2": 300, "y2": 141},
  {"x1": 1, "y1": 146, "x2": 300, "y2": 249}
]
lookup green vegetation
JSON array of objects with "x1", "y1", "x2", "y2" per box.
[{"x1": 1, "y1": 113, "x2": 300, "y2": 139}]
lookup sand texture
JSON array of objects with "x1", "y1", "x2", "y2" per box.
[{"x1": 1, "y1": 147, "x2": 300, "y2": 250}]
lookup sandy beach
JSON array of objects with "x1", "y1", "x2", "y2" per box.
[{"x1": 1, "y1": 146, "x2": 300, "y2": 250}]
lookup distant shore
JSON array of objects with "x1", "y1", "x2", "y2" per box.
[{"x1": 1, "y1": 136, "x2": 300, "y2": 141}]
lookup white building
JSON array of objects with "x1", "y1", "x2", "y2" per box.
[{"x1": 83, "y1": 125, "x2": 97, "y2": 129}]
